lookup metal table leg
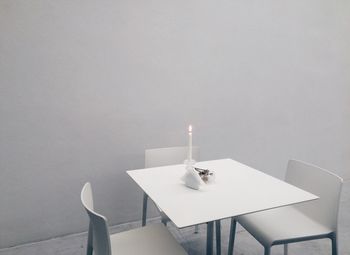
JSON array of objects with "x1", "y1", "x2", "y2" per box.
[
  {"x1": 206, "y1": 221, "x2": 214, "y2": 255},
  {"x1": 215, "y1": 220, "x2": 221, "y2": 255},
  {"x1": 228, "y1": 217, "x2": 237, "y2": 255},
  {"x1": 142, "y1": 192, "x2": 148, "y2": 226}
]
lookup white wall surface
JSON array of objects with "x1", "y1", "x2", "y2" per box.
[{"x1": 0, "y1": 0, "x2": 349, "y2": 248}]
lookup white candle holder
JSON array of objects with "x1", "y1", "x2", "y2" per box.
[{"x1": 182, "y1": 159, "x2": 204, "y2": 190}]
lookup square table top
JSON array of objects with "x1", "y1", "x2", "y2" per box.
[{"x1": 127, "y1": 158, "x2": 318, "y2": 228}]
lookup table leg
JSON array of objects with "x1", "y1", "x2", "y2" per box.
[
  {"x1": 206, "y1": 221, "x2": 214, "y2": 255},
  {"x1": 142, "y1": 192, "x2": 148, "y2": 226},
  {"x1": 215, "y1": 220, "x2": 221, "y2": 255},
  {"x1": 228, "y1": 217, "x2": 237, "y2": 255}
]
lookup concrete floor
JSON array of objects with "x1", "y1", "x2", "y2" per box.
[{"x1": 1, "y1": 181, "x2": 349, "y2": 255}]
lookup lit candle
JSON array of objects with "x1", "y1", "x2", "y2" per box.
[{"x1": 188, "y1": 125, "x2": 192, "y2": 161}]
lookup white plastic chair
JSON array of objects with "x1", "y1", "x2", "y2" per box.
[
  {"x1": 81, "y1": 182, "x2": 188, "y2": 255},
  {"x1": 143, "y1": 146, "x2": 222, "y2": 254},
  {"x1": 142, "y1": 146, "x2": 200, "y2": 227},
  {"x1": 228, "y1": 160, "x2": 343, "y2": 255}
]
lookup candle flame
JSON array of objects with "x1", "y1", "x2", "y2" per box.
[{"x1": 188, "y1": 125, "x2": 192, "y2": 133}]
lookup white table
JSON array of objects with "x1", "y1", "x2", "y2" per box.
[{"x1": 127, "y1": 159, "x2": 318, "y2": 255}]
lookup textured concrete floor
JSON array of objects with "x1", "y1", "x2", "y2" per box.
[{"x1": 1, "y1": 181, "x2": 349, "y2": 255}]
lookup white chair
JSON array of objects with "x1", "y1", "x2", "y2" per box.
[
  {"x1": 142, "y1": 146, "x2": 200, "y2": 227},
  {"x1": 143, "y1": 146, "x2": 222, "y2": 255},
  {"x1": 81, "y1": 182, "x2": 188, "y2": 255},
  {"x1": 228, "y1": 160, "x2": 343, "y2": 255}
]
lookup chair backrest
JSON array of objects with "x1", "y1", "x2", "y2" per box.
[
  {"x1": 81, "y1": 183, "x2": 112, "y2": 255},
  {"x1": 145, "y1": 146, "x2": 200, "y2": 168},
  {"x1": 286, "y1": 160, "x2": 343, "y2": 231}
]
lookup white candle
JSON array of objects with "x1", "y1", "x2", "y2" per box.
[{"x1": 188, "y1": 125, "x2": 192, "y2": 160}]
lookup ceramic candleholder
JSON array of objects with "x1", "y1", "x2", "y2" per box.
[
  {"x1": 194, "y1": 167, "x2": 216, "y2": 184},
  {"x1": 181, "y1": 167, "x2": 204, "y2": 190},
  {"x1": 182, "y1": 159, "x2": 204, "y2": 190}
]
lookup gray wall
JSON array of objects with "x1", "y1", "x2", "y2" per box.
[{"x1": 0, "y1": 0, "x2": 349, "y2": 248}]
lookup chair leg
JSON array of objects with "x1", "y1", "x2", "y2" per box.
[
  {"x1": 86, "y1": 244, "x2": 93, "y2": 255},
  {"x1": 194, "y1": 224, "x2": 199, "y2": 234},
  {"x1": 86, "y1": 222, "x2": 93, "y2": 255},
  {"x1": 331, "y1": 233, "x2": 338, "y2": 255},
  {"x1": 264, "y1": 246, "x2": 271, "y2": 255},
  {"x1": 206, "y1": 222, "x2": 214, "y2": 255},
  {"x1": 215, "y1": 220, "x2": 221, "y2": 255},
  {"x1": 161, "y1": 217, "x2": 168, "y2": 226},
  {"x1": 228, "y1": 218, "x2": 237, "y2": 255},
  {"x1": 142, "y1": 192, "x2": 148, "y2": 226},
  {"x1": 283, "y1": 244, "x2": 288, "y2": 255}
]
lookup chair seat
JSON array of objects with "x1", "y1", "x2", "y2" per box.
[
  {"x1": 237, "y1": 206, "x2": 333, "y2": 247},
  {"x1": 110, "y1": 223, "x2": 187, "y2": 255}
]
